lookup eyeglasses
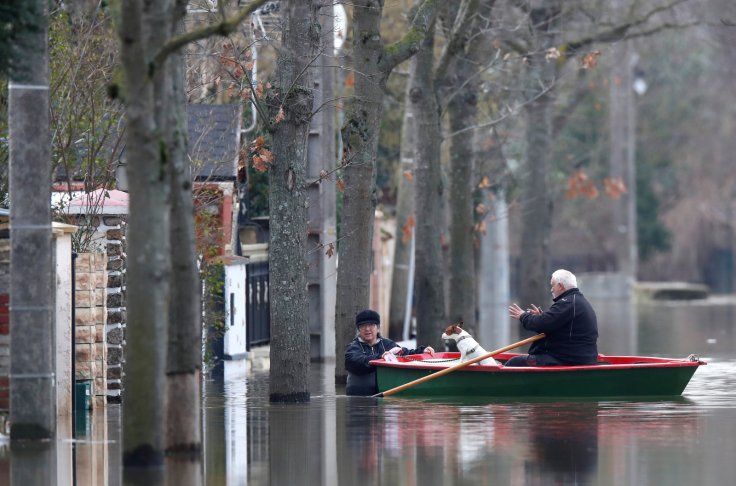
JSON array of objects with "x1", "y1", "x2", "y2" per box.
[{"x1": 358, "y1": 323, "x2": 378, "y2": 331}]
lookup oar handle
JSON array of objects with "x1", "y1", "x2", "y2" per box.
[{"x1": 373, "y1": 333, "x2": 545, "y2": 398}]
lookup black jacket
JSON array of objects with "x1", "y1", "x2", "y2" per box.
[
  {"x1": 519, "y1": 288, "x2": 598, "y2": 365},
  {"x1": 345, "y1": 336, "x2": 427, "y2": 396}
]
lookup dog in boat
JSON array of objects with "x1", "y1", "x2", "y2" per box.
[{"x1": 441, "y1": 322, "x2": 498, "y2": 366}]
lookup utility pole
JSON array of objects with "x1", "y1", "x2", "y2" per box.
[{"x1": 9, "y1": 0, "x2": 56, "y2": 439}]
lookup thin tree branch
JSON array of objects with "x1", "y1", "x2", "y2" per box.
[
  {"x1": 435, "y1": 0, "x2": 480, "y2": 84},
  {"x1": 153, "y1": 0, "x2": 269, "y2": 71},
  {"x1": 380, "y1": 0, "x2": 439, "y2": 72},
  {"x1": 565, "y1": 0, "x2": 692, "y2": 56},
  {"x1": 445, "y1": 79, "x2": 555, "y2": 139}
]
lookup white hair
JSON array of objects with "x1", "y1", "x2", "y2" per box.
[{"x1": 552, "y1": 269, "x2": 578, "y2": 289}]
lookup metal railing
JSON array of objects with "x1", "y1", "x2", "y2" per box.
[{"x1": 246, "y1": 260, "x2": 270, "y2": 350}]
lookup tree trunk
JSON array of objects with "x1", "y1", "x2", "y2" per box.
[
  {"x1": 446, "y1": 54, "x2": 478, "y2": 335},
  {"x1": 334, "y1": 0, "x2": 385, "y2": 382},
  {"x1": 334, "y1": 0, "x2": 437, "y2": 382},
  {"x1": 518, "y1": 3, "x2": 560, "y2": 311},
  {"x1": 165, "y1": 2, "x2": 202, "y2": 458},
  {"x1": 412, "y1": 24, "x2": 446, "y2": 347},
  {"x1": 119, "y1": 0, "x2": 172, "y2": 468},
  {"x1": 9, "y1": 0, "x2": 55, "y2": 440},
  {"x1": 267, "y1": 0, "x2": 318, "y2": 403},
  {"x1": 388, "y1": 60, "x2": 418, "y2": 341}
]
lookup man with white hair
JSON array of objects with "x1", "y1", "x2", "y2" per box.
[{"x1": 507, "y1": 269, "x2": 598, "y2": 366}]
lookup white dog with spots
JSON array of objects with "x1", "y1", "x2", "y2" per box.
[{"x1": 441, "y1": 322, "x2": 498, "y2": 366}]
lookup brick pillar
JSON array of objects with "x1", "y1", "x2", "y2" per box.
[
  {"x1": 74, "y1": 251, "x2": 107, "y2": 411},
  {"x1": 104, "y1": 216, "x2": 126, "y2": 403}
]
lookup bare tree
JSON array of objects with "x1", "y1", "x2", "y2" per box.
[
  {"x1": 118, "y1": 0, "x2": 173, "y2": 468},
  {"x1": 499, "y1": 0, "x2": 693, "y2": 307},
  {"x1": 410, "y1": 21, "x2": 446, "y2": 346},
  {"x1": 265, "y1": 0, "x2": 320, "y2": 403},
  {"x1": 334, "y1": 0, "x2": 438, "y2": 384},
  {"x1": 516, "y1": 1, "x2": 561, "y2": 310},
  {"x1": 165, "y1": 0, "x2": 203, "y2": 458},
  {"x1": 117, "y1": 0, "x2": 267, "y2": 469}
]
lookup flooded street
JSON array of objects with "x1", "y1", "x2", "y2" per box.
[{"x1": 2, "y1": 297, "x2": 736, "y2": 485}]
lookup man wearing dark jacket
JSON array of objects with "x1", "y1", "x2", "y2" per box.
[
  {"x1": 345, "y1": 309, "x2": 435, "y2": 396},
  {"x1": 507, "y1": 269, "x2": 598, "y2": 366}
]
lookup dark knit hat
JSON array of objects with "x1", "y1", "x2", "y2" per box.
[{"x1": 355, "y1": 309, "x2": 380, "y2": 327}]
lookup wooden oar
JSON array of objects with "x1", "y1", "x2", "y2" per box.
[{"x1": 372, "y1": 333, "x2": 546, "y2": 398}]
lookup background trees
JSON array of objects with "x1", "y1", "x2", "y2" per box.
[
  {"x1": 3, "y1": 0, "x2": 736, "y2": 461},
  {"x1": 333, "y1": 0, "x2": 438, "y2": 383}
]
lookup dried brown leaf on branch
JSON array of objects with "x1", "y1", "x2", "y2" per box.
[
  {"x1": 251, "y1": 136, "x2": 266, "y2": 152},
  {"x1": 566, "y1": 169, "x2": 599, "y2": 199},
  {"x1": 249, "y1": 136, "x2": 274, "y2": 172},
  {"x1": 603, "y1": 176, "x2": 627, "y2": 199},
  {"x1": 402, "y1": 214, "x2": 415, "y2": 244},
  {"x1": 336, "y1": 178, "x2": 346, "y2": 193},
  {"x1": 325, "y1": 242, "x2": 335, "y2": 258},
  {"x1": 403, "y1": 170, "x2": 413, "y2": 182},
  {"x1": 258, "y1": 148, "x2": 273, "y2": 164},
  {"x1": 581, "y1": 51, "x2": 601, "y2": 70},
  {"x1": 273, "y1": 107, "x2": 286, "y2": 124},
  {"x1": 252, "y1": 155, "x2": 268, "y2": 172}
]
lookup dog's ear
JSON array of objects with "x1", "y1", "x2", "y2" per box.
[{"x1": 456, "y1": 321, "x2": 464, "y2": 329}]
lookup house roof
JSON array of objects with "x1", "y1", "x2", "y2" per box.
[
  {"x1": 65, "y1": 188, "x2": 129, "y2": 215},
  {"x1": 187, "y1": 104, "x2": 242, "y2": 180}
]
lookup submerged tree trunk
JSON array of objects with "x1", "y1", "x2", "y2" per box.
[
  {"x1": 446, "y1": 53, "x2": 478, "y2": 335},
  {"x1": 165, "y1": 2, "x2": 202, "y2": 458},
  {"x1": 116, "y1": 0, "x2": 268, "y2": 471},
  {"x1": 334, "y1": 0, "x2": 437, "y2": 383},
  {"x1": 119, "y1": 0, "x2": 171, "y2": 468},
  {"x1": 518, "y1": 3, "x2": 560, "y2": 311},
  {"x1": 412, "y1": 24, "x2": 446, "y2": 347},
  {"x1": 267, "y1": 0, "x2": 319, "y2": 403},
  {"x1": 334, "y1": 1, "x2": 384, "y2": 381}
]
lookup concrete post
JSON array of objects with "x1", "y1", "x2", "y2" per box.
[
  {"x1": 9, "y1": 0, "x2": 56, "y2": 439},
  {"x1": 53, "y1": 223, "x2": 76, "y2": 420}
]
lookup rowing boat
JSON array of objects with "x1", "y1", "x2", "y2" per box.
[{"x1": 371, "y1": 352, "x2": 705, "y2": 398}]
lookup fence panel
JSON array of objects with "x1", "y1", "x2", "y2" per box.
[{"x1": 246, "y1": 260, "x2": 270, "y2": 350}]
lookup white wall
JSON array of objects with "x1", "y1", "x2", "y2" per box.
[
  {"x1": 54, "y1": 222, "x2": 76, "y2": 418},
  {"x1": 223, "y1": 259, "x2": 248, "y2": 360}
]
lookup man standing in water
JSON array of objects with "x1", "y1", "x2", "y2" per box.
[
  {"x1": 345, "y1": 309, "x2": 435, "y2": 396},
  {"x1": 507, "y1": 269, "x2": 598, "y2": 366}
]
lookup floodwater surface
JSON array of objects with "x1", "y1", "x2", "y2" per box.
[{"x1": 1, "y1": 297, "x2": 736, "y2": 485}]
